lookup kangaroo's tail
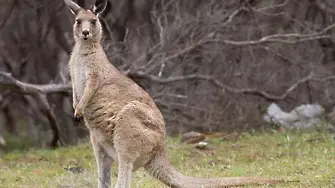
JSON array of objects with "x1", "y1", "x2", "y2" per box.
[{"x1": 145, "y1": 148, "x2": 283, "y2": 188}]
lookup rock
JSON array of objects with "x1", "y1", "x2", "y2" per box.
[
  {"x1": 181, "y1": 131, "x2": 206, "y2": 144},
  {"x1": 0, "y1": 136, "x2": 6, "y2": 146},
  {"x1": 327, "y1": 106, "x2": 335, "y2": 125},
  {"x1": 264, "y1": 103, "x2": 324, "y2": 129},
  {"x1": 195, "y1": 141, "x2": 208, "y2": 149},
  {"x1": 192, "y1": 141, "x2": 216, "y2": 156},
  {"x1": 64, "y1": 166, "x2": 85, "y2": 174}
]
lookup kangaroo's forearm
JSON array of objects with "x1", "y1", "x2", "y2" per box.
[
  {"x1": 77, "y1": 73, "x2": 99, "y2": 110},
  {"x1": 72, "y1": 84, "x2": 78, "y2": 108}
]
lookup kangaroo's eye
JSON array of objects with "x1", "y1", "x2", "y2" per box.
[
  {"x1": 76, "y1": 19, "x2": 82, "y2": 25},
  {"x1": 91, "y1": 19, "x2": 97, "y2": 25}
]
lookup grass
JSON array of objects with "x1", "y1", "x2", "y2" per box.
[{"x1": 0, "y1": 129, "x2": 334, "y2": 188}]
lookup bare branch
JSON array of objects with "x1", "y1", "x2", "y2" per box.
[
  {"x1": 316, "y1": 0, "x2": 335, "y2": 15},
  {"x1": 211, "y1": 35, "x2": 331, "y2": 46},
  {"x1": 222, "y1": 7, "x2": 247, "y2": 27},
  {"x1": 0, "y1": 70, "x2": 70, "y2": 148},
  {"x1": 133, "y1": 71, "x2": 335, "y2": 101},
  {"x1": 257, "y1": 0, "x2": 291, "y2": 11},
  {"x1": 0, "y1": 71, "x2": 71, "y2": 94},
  {"x1": 262, "y1": 47, "x2": 297, "y2": 65},
  {"x1": 141, "y1": 23, "x2": 335, "y2": 74},
  {"x1": 0, "y1": 0, "x2": 17, "y2": 31},
  {"x1": 37, "y1": 94, "x2": 60, "y2": 148}
]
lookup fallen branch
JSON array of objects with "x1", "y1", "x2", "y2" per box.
[
  {"x1": 0, "y1": 71, "x2": 72, "y2": 94},
  {"x1": 133, "y1": 71, "x2": 335, "y2": 101}
]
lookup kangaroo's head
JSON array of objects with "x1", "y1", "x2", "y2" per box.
[{"x1": 64, "y1": 0, "x2": 107, "y2": 43}]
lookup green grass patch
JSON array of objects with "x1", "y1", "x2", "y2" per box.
[{"x1": 0, "y1": 130, "x2": 334, "y2": 187}]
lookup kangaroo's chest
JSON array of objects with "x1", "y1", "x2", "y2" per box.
[{"x1": 70, "y1": 57, "x2": 88, "y2": 101}]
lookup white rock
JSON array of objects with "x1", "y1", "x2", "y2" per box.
[{"x1": 264, "y1": 103, "x2": 324, "y2": 129}]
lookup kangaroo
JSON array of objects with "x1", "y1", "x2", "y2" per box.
[{"x1": 64, "y1": 0, "x2": 283, "y2": 187}]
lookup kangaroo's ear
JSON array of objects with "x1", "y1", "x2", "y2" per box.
[
  {"x1": 64, "y1": 0, "x2": 82, "y2": 15},
  {"x1": 90, "y1": 0, "x2": 108, "y2": 16}
]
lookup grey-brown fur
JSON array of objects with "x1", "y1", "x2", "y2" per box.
[{"x1": 64, "y1": 0, "x2": 283, "y2": 187}]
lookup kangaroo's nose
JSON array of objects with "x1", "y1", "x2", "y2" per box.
[{"x1": 82, "y1": 30, "x2": 89, "y2": 36}]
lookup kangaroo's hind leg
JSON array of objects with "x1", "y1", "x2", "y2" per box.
[
  {"x1": 91, "y1": 135, "x2": 113, "y2": 188},
  {"x1": 114, "y1": 155, "x2": 133, "y2": 188}
]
